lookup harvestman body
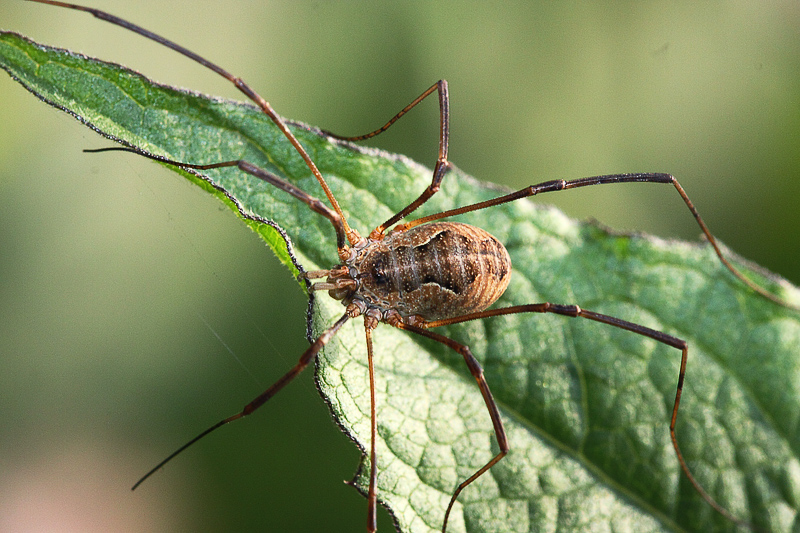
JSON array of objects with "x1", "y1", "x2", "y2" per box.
[{"x1": 27, "y1": 1, "x2": 797, "y2": 531}]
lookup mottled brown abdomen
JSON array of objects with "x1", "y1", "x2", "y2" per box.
[{"x1": 356, "y1": 222, "x2": 511, "y2": 321}]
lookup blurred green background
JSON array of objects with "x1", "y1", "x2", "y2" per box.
[{"x1": 1, "y1": 1, "x2": 798, "y2": 531}]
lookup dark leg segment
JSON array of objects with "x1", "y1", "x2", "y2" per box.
[
  {"x1": 423, "y1": 303, "x2": 754, "y2": 530},
  {"x1": 365, "y1": 322, "x2": 379, "y2": 533},
  {"x1": 131, "y1": 312, "x2": 351, "y2": 490},
  {"x1": 324, "y1": 80, "x2": 452, "y2": 239},
  {"x1": 84, "y1": 147, "x2": 350, "y2": 253},
  {"x1": 403, "y1": 172, "x2": 797, "y2": 309},
  {"x1": 394, "y1": 322, "x2": 508, "y2": 533}
]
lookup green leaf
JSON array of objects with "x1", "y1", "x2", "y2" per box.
[{"x1": 3, "y1": 30, "x2": 800, "y2": 533}]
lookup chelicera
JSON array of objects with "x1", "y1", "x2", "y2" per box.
[{"x1": 28, "y1": 1, "x2": 795, "y2": 531}]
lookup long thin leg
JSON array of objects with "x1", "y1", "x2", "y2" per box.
[
  {"x1": 26, "y1": 0, "x2": 358, "y2": 246},
  {"x1": 365, "y1": 321, "x2": 379, "y2": 533},
  {"x1": 422, "y1": 303, "x2": 755, "y2": 530},
  {"x1": 131, "y1": 312, "x2": 351, "y2": 490},
  {"x1": 85, "y1": 147, "x2": 350, "y2": 254},
  {"x1": 393, "y1": 322, "x2": 509, "y2": 533},
  {"x1": 401, "y1": 172, "x2": 797, "y2": 310},
  {"x1": 324, "y1": 80, "x2": 451, "y2": 239}
]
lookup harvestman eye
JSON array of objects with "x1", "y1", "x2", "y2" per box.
[{"x1": 24, "y1": 1, "x2": 799, "y2": 531}]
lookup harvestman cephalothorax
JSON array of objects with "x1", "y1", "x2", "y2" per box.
[{"x1": 24, "y1": 1, "x2": 799, "y2": 531}]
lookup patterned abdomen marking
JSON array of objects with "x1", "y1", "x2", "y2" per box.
[{"x1": 358, "y1": 222, "x2": 511, "y2": 320}]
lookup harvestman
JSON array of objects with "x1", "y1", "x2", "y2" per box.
[{"x1": 27, "y1": 1, "x2": 797, "y2": 531}]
